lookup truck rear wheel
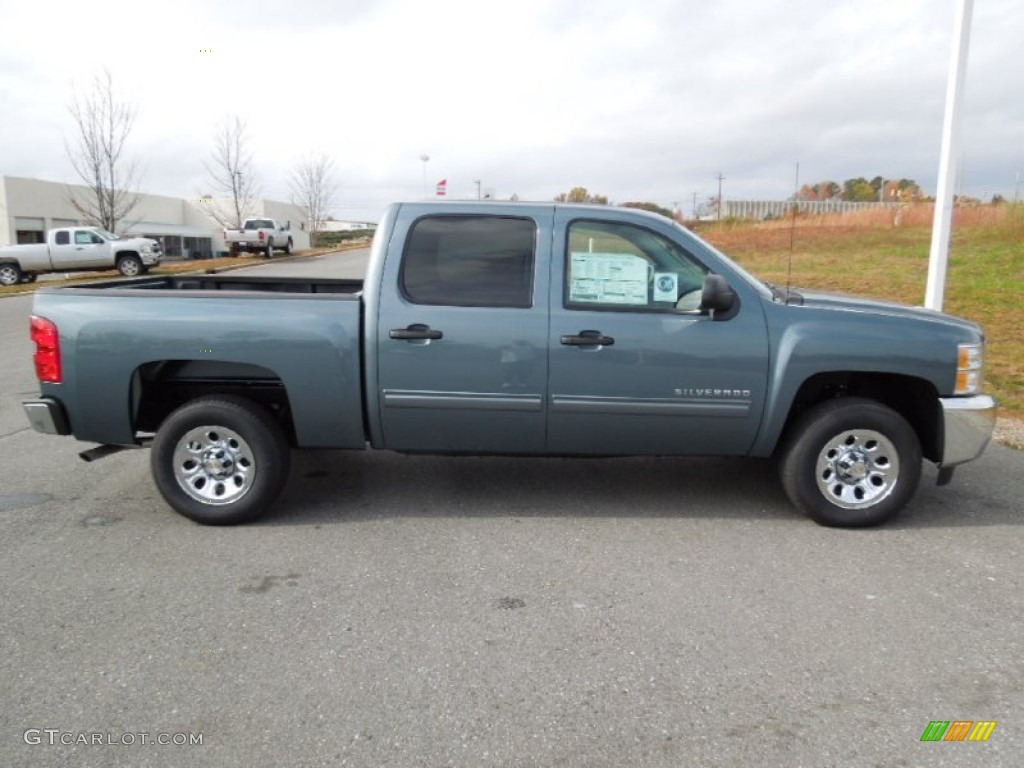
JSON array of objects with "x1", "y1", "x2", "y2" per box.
[
  {"x1": 264, "y1": 239, "x2": 274, "y2": 258},
  {"x1": 778, "y1": 397, "x2": 921, "y2": 527},
  {"x1": 117, "y1": 254, "x2": 143, "y2": 277},
  {"x1": 0, "y1": 263, "x2": 22, "y2": 286},
  {"x1": 151, "y1": 396, "x2": 291, "y2": 525}
]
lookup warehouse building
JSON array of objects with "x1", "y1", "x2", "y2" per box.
[{"x1": 0, "y1": 175, "x2": 310, "y2": 258}]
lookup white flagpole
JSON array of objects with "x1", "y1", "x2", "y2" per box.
[{"x1": 925, "y1": 0, "x2": 974, "y2": 311}]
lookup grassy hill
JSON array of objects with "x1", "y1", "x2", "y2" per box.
[{"x1": 695, "y1": 203, "x2": 1023, "y2": 418}]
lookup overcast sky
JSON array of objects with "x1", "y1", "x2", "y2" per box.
[{"x1": 1, "y1": 0, "x2": 1021, "y2": 221}]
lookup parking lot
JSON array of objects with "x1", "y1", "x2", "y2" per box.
[{"x1": 1, "y1": 251, "x2": 1021, "y2": 767}]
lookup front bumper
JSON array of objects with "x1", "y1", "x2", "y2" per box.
[
  {"x1": 142, "y1": 251, "x2": 161, "y2": 266},
  {"x1": 23, "y1": 397, "x2": 71, "y2": 436},
  {"x1": 939, "y1": 394, "x2": 997, "y2": 467}
]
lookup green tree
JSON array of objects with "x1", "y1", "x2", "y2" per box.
[
  {"x1": 842, "y1": 178, "x2": 876, "y2": 202},
  {"x1": 621, "y1": 201, "x2": 674, "y2": 219},
  {"x1": 555, "y1": 187, "x2": 608, "y2": 204}
]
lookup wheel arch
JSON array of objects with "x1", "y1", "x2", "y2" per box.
[
  {"x1": 131, "y1": 359, "x2": 296, "y2": 444},
  {"x1": 772, "y1": 371, "x2": 941, "y2": 462}
]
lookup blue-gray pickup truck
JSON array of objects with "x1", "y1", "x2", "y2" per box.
[{"x1": 22, "y1": 201, "x2": 996, "y2": 527}]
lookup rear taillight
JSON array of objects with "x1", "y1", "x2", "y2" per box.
[
  {"x1": 30, "y1": 315, "x2": 61, "y2": 383},
  {"x1": 258, "y1": 230, "x2": 266, "y2": 241}
]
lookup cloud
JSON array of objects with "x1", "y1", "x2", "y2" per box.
[{"x1": 2, "y1": 0, "x2": 1021, "y2": 220}]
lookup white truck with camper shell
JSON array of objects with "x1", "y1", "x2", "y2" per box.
[{"x1": 223, "y1": 218, "x2": 294, "y2": 258}]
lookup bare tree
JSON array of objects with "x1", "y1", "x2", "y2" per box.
[
  {"x1": 288, "y1": 153, "x2": 336, "y2": 245},
  {"x1": 66, "y1": 70, "x2": 142, "y2": 232},
  {"x1": 204, "y1": 116, "x2": 259, "y2": 228}
]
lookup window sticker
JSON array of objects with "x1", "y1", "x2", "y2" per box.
[
  {"x1": 569, "y1": 252, "x2": 648, "y2": 305},
  {"x1": 653, "y1": 272, "x2": 678, "y2": 302}
]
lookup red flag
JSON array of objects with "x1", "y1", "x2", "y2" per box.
[{"x1": 436, "y1": 179, "x2": 447, "y2": 196}]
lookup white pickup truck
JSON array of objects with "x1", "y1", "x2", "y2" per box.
[
  {"x1": 0, "y1": 227, "x2": 161, "y2": 285},
  {"x1": 223, "y1": 218, "x2": 294, "y2": 258}
]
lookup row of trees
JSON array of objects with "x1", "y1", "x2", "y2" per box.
[
  {"x1": 65, "y1": 71, "x2": 336, "y2": 240},
  {"x1": 796, "y1": 177, "x2": 924, "y2": 203}
]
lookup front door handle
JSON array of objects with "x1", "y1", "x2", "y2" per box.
[
  {"x1": 561, "y1": 330, "x2": 615, "y2": 347},
  {"x1": 390, "y1": 324, "x2": 443, "y2": 341}
]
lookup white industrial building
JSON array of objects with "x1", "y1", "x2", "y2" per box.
[{"x1": 0, "y1": 175, "x2": 311, "y2": 258}]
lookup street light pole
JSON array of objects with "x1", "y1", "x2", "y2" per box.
[
  {"x1": 419, "y1": 155, "x2": 430, "y2": 198},
  {"x1": 925, "y1": 0, "x2": 973, "y2": 311}
]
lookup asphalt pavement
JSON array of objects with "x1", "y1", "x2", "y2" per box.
[{"x1": 1, "y1": 250, "x2": 1021, "y2": 767}]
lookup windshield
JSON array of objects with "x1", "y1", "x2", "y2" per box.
[{"x1": 671, "y1": 221, "x2": 773, "y2": 300}]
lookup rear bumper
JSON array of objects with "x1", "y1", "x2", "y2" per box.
[
  {"x1": 23, "y1": 397, "x2": 71, "y2": 436},
  {"x1": 939, "y1": 394, "x2": 997, "y2": 467}
]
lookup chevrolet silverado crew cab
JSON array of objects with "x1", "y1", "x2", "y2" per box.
[
  {"x1": 0, "y1": 226, "x2": 161, "y2": 285},
  {"x1": 22, "y1": 202, "x2": 996, "y2": 527}
]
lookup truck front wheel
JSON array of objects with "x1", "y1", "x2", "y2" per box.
[
  {"x1": 117, "y1": 254, "x2": 143, "y2": 277},
  {"x1": 151, "y1": 396, "x2": 291, "y2": 525},
  {"x1": 778, "y1": 397, "x2": 921, "y2": 528}
]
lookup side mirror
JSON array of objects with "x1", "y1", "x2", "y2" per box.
[{"x1": 700, "y1": 273, "x2": 737, "y2": 318}]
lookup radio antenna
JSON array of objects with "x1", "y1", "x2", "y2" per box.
[{"x1": 786, "y1": 162, "x2": 799, "y2": 303}]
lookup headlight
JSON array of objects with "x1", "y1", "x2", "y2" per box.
[{"x1": 955, "y1": 342, "x2": 983, "y2": 395}]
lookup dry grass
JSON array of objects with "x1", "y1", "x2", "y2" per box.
[{"x1": 695, "y1": 203, "x2": 1024, "y2": 419}]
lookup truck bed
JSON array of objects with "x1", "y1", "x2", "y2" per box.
[
  {"x1": 56, "y1": 273, "x2": 364, "y2": 296},
  {"x1": 31, "y1": 273, "x2": 367, "y2": 450}
]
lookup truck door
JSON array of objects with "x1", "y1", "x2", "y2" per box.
[
  {"x1": 375, "y1": 209, "x2": 552, "y2": 453},
  {"x1": 546, "y1": 213, "x2": 769, "y2": 456},
  {"x1": 50, "y1": 229, "x2": 109, "y2": 269}
]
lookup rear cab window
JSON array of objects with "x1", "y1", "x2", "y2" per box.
[{"x1": 400, "y1": 215, "x2": 536, "y2": 308}]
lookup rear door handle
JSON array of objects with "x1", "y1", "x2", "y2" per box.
[
  {"x1": 390, "y1": 324, "x2": 443, "y2": 341},
  {"x1": 560, "y1": 330, "x2": 614, "y2": 347}
]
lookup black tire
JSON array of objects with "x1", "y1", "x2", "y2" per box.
[
  {"x1": 150, "y1": 396, "x2": 291, "y2": 525},
  {"x1": 117, "y1": 254, "x2": 143, "y2": 277},
  {"x1": 284, "y1": 238, "x2": 293, "y2": 255},
  {"x1": 778, "y1": 397, "x2": 921, "y2": 528},
  {"x1": 264, "y1": 239, "x2": 274, "y2": 258},
  {"x1": 0, "y1": 262, "x2": 22, "y2": 286}
]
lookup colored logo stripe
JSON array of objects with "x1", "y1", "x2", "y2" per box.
[
  {"x1": 920, "y1": 720, "x2": 997, "y2": 742},
  {"x1": 968, "y1": 721, "x2": 997, "y2": 742}
]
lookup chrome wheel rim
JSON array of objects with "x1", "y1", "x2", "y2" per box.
[
  {"x1": 120, "y1": 259, "x2": 140, "y2": 276},
  {"x1": 172, "y1": 425, "x2": 255, "y2": 505},
  {"x1": 816, "y1": 429, "x2": 899, "y2": 509},
  {"x1": 0, "y1": 266, "x2": 19, "y2": 285}
]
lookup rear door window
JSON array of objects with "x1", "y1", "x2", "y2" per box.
[{"x1": 401, "y1": 216, "x2": 536, "y2": 308}]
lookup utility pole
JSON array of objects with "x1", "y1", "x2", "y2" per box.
[
  {"x1": 691, "y1": 192, "x2": 698, "y2": 220},
  {"x1": 716, "y1": 173, "x2": 725, "y2": 220},
  {"x1": 474, "y1": 180, "x2": 482, "y2": 200}
]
